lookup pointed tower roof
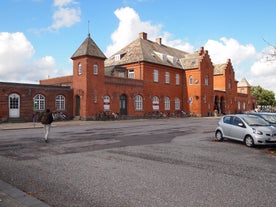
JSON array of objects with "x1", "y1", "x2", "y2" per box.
[{"x1": 71, "y1": 34, "x2": 106, "y2": 59}]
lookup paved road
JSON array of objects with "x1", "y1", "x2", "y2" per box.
[{"x1": 0, "y1": 118, "x2": 275, "y2": 207}]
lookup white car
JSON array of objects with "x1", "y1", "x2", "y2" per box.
[{"x1": 215, "y1": 114, "x2": 276, "y2": 147}]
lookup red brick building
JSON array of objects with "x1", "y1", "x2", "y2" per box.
[{"x1": 0, "y1": 32, "x2": 256, "y2": 122}]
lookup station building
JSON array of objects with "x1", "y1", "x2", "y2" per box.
[{"x1": 0, "y1": 32, "x2": 256, "y2": 122}]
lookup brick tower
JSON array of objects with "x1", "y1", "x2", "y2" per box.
[{"x1": 71, "y1": 33, "x2": 106, "y2": 120}]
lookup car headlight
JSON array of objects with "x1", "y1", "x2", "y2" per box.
[{"x1": 253, "y1": 128, "x2": 263, "y2": 135}]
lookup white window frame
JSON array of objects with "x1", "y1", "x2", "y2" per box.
[
  {"x1": 152, "y1": 96, "x2": 159, "y2": 110},
  {"x1": 153, "y1": 69, "x2": 159, "y2": 82},
  {"x1": 174, "y1": 98, "x2": 180, "y2": 110},
  {"x1": 56, "y1": 95, "x2": 65, "y2": 110},
  {"x1": 78, "y1": 63, "x2": 82, "y2": 75},
  {"x1": 164, "y1": 96, "x2": 170, "y2": 110},
  {"x1": 205, "y1": 75, "x2": 209, "y2": 85},
  {"x1": 128, "y1": 69, "x2": 134, "y2": 79},
  {"x1": 176, "y1": 74, "x2": 180, "y2": 85},
  {"x1": 135, "y1": 95, "x2": 143, "y2": 110},
  {"x1": 189, "y1": 75, "x2": 193, "y2": 85},
  {"x1": 103, "y1": 95, "x2": 110, "y2": 111},
  {"x1": 93, "y1": 63, "x2": 98, "y2": 75},
  {"x1": 33, "y1": 94, "x2": 45, "y2": 111},
  {"x1": 165, "y1": 72, "x2": 170, "y2": 84}
]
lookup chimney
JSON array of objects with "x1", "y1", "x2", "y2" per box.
[
  {"x1": 156, "y1": 37, "x2": 162, "y2": 45},
  {"x1": 139, "y1": 32, "x2": 147, "y2": 40}
]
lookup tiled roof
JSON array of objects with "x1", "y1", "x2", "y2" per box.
[
  {"x1": 104, "y1": 36, "x2": 190, "y2": 69},
  {"x1": 71, "y1": 34, "x2": 106, "y2": 59},
  {"x1": 179, "y1": 53, "x2": 201, "y2": 69},
  {"x1": 238, "y1": 78, "x2": 251, "y2": 87},
  {"x1": 214, "y1": 63, "x2": 226, "y2": 75}
]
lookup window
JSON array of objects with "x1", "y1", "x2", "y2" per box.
[
  {"x1": 78, "y1": 63, "x2": 82, "y2": 75},
  {"x1": 93, "y1": 63, "x2": 98, "y2": 75},
  {"x1": 243, "y1": 102, "x2": 246, "y2": 110},
  {"x1": 176, "y1": 74, "x2": 180, "y2": 85},
  {"x1": 228, "y1": 80, "x2": 232, "y2": 89},
  {"x1": 203, "y1": 94, "x2": 207, "y2": 103},
  {"x1": 175, "y1": 98, "x2": 180, "y2": 110},
  {"x1": 135, "y1": 95, "x2": 143, "y2": 110},
  {"x1": 103, "y1": 96, "x2": 110, "y2": 110},
  {"x1": 164, "y1": 96, "x2": 170, "y2": 110},
  {"x1": 33, "y1": 94, "x2": 45, "y2": 111},
  {"x1": 128, "y1": 69, "x2": 134, "y2": 79},
  {"x1": 56, "y1": 95, "x2": 65, "y2": 110},
  {"x1": 153, "y1": 70, "x2": 159, "y2": 82},
  {"x1": 189, "y1": 75, "x2": 193, "y2": 85},
  {"x1": 205, "y1": 75, "x2": 209, "y2": 85},
  {"x1": 118, "y1": 71, "x2": 125, "y2": 78},
  {"x1": 238, "y1": 101, "x2": 241, "y2": 110},
  {"x1": 115, "y1": 54, "x2": 121, "y2": 61},
  {"x1": 165, "y1": 72, "x2": 170, "y2": 84},
  {"x1": 223, "y1": 116, "x2": 231, "y2": 124},
  {"x1": 152, "y1": 96, "x2": 159, "y2": 110},
  {"x1": 9, "y1": 93, "x2": 20, "y2": 109},
  {"x1": 232, "y1": 117, "x2": 242, "y2": 126}
]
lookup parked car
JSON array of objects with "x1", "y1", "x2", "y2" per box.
[
  {"x1": 215, "y1": 114, "x2": 276, "y2": 147},
  {"x1": 246, "y1": 112, "x2": 276, "y2": 127}
]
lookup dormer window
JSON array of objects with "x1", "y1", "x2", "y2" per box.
[{"x1": 115, "y1": 54, "x2": 121, "y2": 61}]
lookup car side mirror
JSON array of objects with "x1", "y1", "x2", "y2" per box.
[{"x1": 238, "y1": 123, "x2": 245, "y2": 127}]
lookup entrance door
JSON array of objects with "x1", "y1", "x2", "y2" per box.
[
  {"x1": 120, "y1": 94, "x2": 127, "y2": 115},
  {"x1": 75, "y1": 95, "x2": 80, "y2": 116},
  {"x1": 9, "y1": 93, "x2": 20, "y2": 118}
]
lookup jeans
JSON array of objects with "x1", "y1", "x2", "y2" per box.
[{"x1": 44, "y1": 124, "x2": 51, "y2": 140}]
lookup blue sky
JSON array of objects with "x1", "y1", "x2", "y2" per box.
[{"x1": 1, "y1": 0, "x2": 276, "y2": 93}]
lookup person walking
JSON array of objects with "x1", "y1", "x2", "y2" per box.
[{"x1": 40, "y1": 109, "x2": 54, "y2": 143}]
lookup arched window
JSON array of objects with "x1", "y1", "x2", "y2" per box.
[
  {"x1": 56, "y1": 95, "x2": 65, "y2": 110},
  {"x1": 103, "y1": 95, "x2": 110, "y2": 110},
  {"x1": 93, "y1": 63, "x2": 98, "y2": 75},
  {"x1": 164, "y1": 96, "x2": 170, "y2": 110},
  {"x1": 152, "y1": 96, "x2": 159, "y2": 110},
  {"x1": 174, "y1": 98, "x2": 180, "y2": 110},
  {"x1": 189, "y1": 75, "x2": 193, "y2": 85},
  {"x1": 33, "y1": 94, "x2": 45, "y2": 111},
  {"x1": 135, "y1": 95, "x2": 143, "y2": 110},
  {"x1": 78, "y1": 63, "x2": 82, "y2": 75}
]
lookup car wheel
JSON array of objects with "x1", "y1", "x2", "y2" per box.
[
  {"x1": 215, "y1": 130, "x2": 224, "y2": 141},
  {"x1": 244, "y1": 135, "x2": 254, "y2": 147}
]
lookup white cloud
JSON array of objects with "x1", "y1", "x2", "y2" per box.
[
  {"x1": 47, "y1": 0, "x2": 80, "y2": 31},
  {"x1": 0, "y1": 32, "x2": 69, "y2": 83},
  {"x1": 204, "y1": 37, "x2": 256, "y2": 66},
  {"x1": 105, "y1": 7, "x2": 197, "y2": 57},
  {"x1": 249, "y1": 47, "x2": 276, "y2": 92}
]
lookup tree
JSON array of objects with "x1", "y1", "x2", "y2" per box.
[{"x1": 251, "y1": 85, "x2": 276, "y2": 108}]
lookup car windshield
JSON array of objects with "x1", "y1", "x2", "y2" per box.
[
  {"x1": 260, "y1": 114, "x2": 276, "y2": 124},
  {"x1": 242, "y1": 116, "x2": 270, "y2": 126}
]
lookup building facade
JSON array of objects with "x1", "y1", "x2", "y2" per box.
[{"x1": 0, "y1": 32, "x2": 256, "y2": 122}]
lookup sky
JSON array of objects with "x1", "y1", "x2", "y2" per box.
[{"x1": 1, "y1": 0, "x2": 276, "y2": 93}]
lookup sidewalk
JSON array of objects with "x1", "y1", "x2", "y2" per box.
[{"x1": 0, "y1": 180, "x2": 50, "y2": 207}]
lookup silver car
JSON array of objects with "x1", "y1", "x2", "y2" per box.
[
  {"x1": 246, "y1": 112, "x2": 276, "y2": 127},
  {"x1": 215, "y1": 114, "x2": 276, "y2": 147}
]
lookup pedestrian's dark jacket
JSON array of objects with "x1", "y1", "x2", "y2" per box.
[{"x1": 40, "y1": 110, "x2": 54, "y2": 125}]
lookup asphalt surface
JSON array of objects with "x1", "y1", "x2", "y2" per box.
[{"x1": 0, "y1": 118, "x2": 275, "y2": 207}]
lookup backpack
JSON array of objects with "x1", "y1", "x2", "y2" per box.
[{"x1": 41, "y1": 112, "x2": 53, "y2": 124}]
